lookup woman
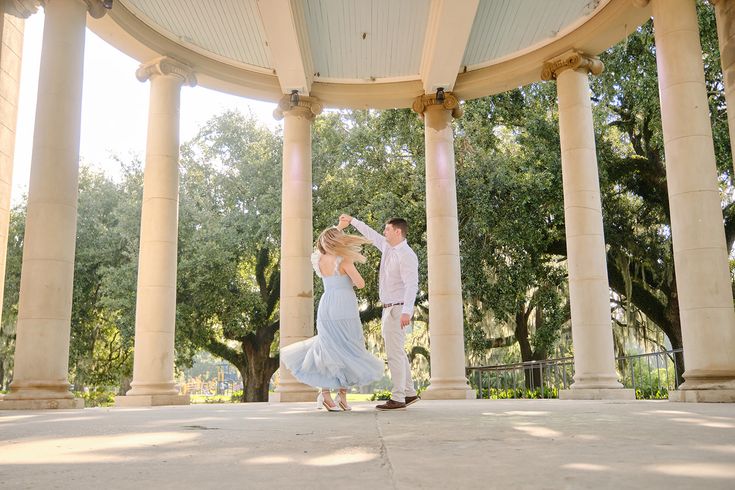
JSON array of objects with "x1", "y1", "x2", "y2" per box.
[{"x1": 280, "y1": 227, "x2": 384, "y2": 411}]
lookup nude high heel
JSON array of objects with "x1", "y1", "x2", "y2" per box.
[
  {"x1": 336, "y1": 390, "x2": 352, "y2": 411},
  {"x1": 317, "y1": 391, "x2": 341, "y2": 412}
]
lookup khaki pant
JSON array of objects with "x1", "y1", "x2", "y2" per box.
[{"x1": 381, "y1": 305, "x2": 417, "y2": 403}]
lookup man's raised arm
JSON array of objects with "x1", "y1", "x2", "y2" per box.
[{"x1": 338, "y1": 214, "x2": 385, "y2": 252}]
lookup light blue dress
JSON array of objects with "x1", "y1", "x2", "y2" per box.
[{"x1": 280, "y1": 253, "x2": 385, "y2": 389}]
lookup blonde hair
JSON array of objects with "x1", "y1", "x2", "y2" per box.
[{"x1": 316, "y1": 227, "x2": 371, "y2": 263}]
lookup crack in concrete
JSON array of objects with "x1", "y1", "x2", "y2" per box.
[{"x1": 374, "y1": 412, "x2": 398, "y2": 490}]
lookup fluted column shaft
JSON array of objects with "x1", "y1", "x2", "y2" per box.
[
  {"x1": 413, "y1": 93, "x2": 474, "y2": 400},
  {"x1": 4, "y1": 0, "x2": 94, "y2": 409},
  {"x1": 271, "y1": 95, "x2": 322, "y2": 403},
  {"x1": 653, "y1": 0, "x2": 735, "y2": 401},
  {"x1": 119, "y1": 58, "x2": 195, "y2": 406}
]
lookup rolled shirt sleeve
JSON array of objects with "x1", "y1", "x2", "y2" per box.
[
  {"x1": 351, "y1": 218, "x2": 386, "y2": 253},
  {"x1": 399, "y1": 248, "x2": 419, "y2": 317}
]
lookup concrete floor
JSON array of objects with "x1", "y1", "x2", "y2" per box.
[{"x1": 1, "y1": 399, "x2": 734, "y2": 489}]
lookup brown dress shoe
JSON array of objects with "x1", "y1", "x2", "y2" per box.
[
  {"x1": 405, "y1": 395, "x2": 420, "y2": 406},
  {"x1": 376, "y1": 399, "x2": 406, "y2": 410}
]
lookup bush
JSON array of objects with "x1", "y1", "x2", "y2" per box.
[
  {"x1": 75, "y1": 389, "x2": 116, "y2": 407},
  {"x1": 230, "y1": 390, "x2": 243, "y2": 402},
  {"x1": 370, "y1": 387, "x2": 425, "y2": 401},
  {"x1": 475, "y1": 387, "x2": 559, "y2": 399},
  {"x1": 370, "y1": 389, "x2": 392, "y2": 401},
  {"x1": 636, "y1": 387, "x2": 669, "y2": 400}
]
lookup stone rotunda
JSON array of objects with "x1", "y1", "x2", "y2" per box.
[{"x1": 0, "y1": 0, "x2": 733, "y2": 409}]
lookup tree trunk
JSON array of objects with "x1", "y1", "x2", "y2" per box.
[
  {"x1": 241, "y1": 339, "x2": 279, "y2": 402},
  {"x1": 514, "y1": 307, "x2": 541, "y2": 389},
  {"x1": 118, "y1": 376, "x2": 132, "y2": 396}
]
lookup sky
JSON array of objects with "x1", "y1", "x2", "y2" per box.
[{"x1": 13, "y1": 11, "x2": 280, "y2": 205}]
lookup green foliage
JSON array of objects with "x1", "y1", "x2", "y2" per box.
[
  {"x1": 0, "y1": 204, "x2": 23, "y2": 390},
  {"x1": 75, "y1": 389, "x2": 116, "y2": 408},
  {"x1": 175, "y1": 110, "x2": 284, "y2": 401},
  {"x1": 456, "y1": 84, "x2": 569, "y2": 365},
  {"x1": 618, "y1": 357, "x2": 677, "y2": 391},
  {"x1": 636, "y1": 387, "x2": 669, "y2": 400},
  {"x1": 475, "y1": 387, "x2": 559, "y2": 399},
  {"x1": 369, "y1": 386, "x2": 425, "y2": 401},
  {"x1": 370, "y1": 389, "x2": 393, "y2": 401}
]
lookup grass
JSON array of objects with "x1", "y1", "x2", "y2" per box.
[
  {"x1": 189, "y1": 394, "x2": 231, "y2": 404},
  {"x1": 346, "y1": 393, "x2": 374, "y2": 401}
]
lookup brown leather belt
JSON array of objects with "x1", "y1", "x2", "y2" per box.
[{"x1": 382, "y1": 302, "x2": 404, "y2": 308}]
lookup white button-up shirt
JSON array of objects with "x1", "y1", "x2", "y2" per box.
[{"x1": 351, "y1": 218, "x2": 419, "y2": 317}]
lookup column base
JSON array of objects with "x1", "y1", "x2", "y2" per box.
[
  {"x1": 420, "y1": 387, "x2": 477, "y2": 400},
  {"x1": 269, "y1": 389, "x2": 317, "y2": 403},
  {"x1": 668, "y1": 389, "x2": 735, "y2": 403},
  {"x1": 559, "y1": 388, "x2": 635, "y2": 400},
  {"x1": 114, "y1": 394, "x2": 190, "y2": 407},
  {"x1": 0, "y1": 398, "x2": 84, "y2": 410}
]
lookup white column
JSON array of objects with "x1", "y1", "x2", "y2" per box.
[
  {"x1": 412, "y1": 93, "x2": 475, "y2": 400},
  {"x1": 652, "y1": 0, "x2": 735, "y2": 402},
  {"x1": 0, "y1": 2, "x2": 30, "y2": 401},
  {"x1": 712, "y1": 0, "x2": 735, "y2": 175},
  {"x1": 542, "y1": 51, "x2": 633, "y2": 400},
  {"x1": 115, "y1": 57, "x2": 195, "y2": 407},
  {"x1": 270, "y1": 94, "x2": 322, "y2": 403},
  {"x1": 2, "y1": 0, "x2": 107, "y2": 410}
]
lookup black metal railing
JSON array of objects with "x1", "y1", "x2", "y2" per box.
[{"x1": 466, "y1": 349, "x2": 683, "y2": 400}]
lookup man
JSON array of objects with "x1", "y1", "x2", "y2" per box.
[{"x1": 338, "y1": 214, "x2": 420, "y2": 410}]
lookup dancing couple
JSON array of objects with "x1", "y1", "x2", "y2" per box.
[{"x1": 280, "y1": 214, "x2": 420, "y2": 411}]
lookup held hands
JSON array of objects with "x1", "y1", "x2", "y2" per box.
[
  {"x1": 400, "y1": 313, "x2": 411, "y2": 329},
  {"x1": 337, "y1": 214, "x2": 353, "y2": 230}
]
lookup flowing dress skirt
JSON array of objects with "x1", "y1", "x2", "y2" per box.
[{"x1": 281, "y1": 274, "x2": 384, "y2": 389}]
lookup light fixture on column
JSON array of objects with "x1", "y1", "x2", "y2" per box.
[
  {"x1": 102, "y1": 0, "x2": 113, "y2": 8},
  {"x1": 290, "y1": 90, "x2": 300, "y2": 107},
  {"x1": 435, "y1": 87, "x2": 445, "y2": 102}
]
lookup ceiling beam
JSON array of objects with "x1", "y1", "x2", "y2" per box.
[
  {"x1": 257, "y1": 0, "x2": 312, "y2": 95},
  {"x1": 419, "y1": 0, "x2": 479, "y2": 94}
]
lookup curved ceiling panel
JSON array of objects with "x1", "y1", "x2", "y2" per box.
[
  {"x1": 123, "y1": 0, "x2": 272, "y2": 69},
  {"x1": 302, "y1": 0, "x2": 430, "y2": 81},
  {"x1": 463, "y1": 0, "x2": 602, "y2": 69}
]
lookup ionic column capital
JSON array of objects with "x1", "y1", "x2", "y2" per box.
[
  {"x1": 136, "y1": 57, "x2": 197, "y2": 87},
  {"x1": 82, "y1": 0, "x2": 110, "y2": 19},
  {"x1": 273, "y1": 94, "x2": 323, "y2": 121},
  {"x1": 5, "y1": 0, "x2": 110, "y2": 18},
  {"x1": 412, "y1": 91, "x2": 463, "y2": 119},
  {"x1": 4, "y1": 0, "x2": 40, "y2": 18},
  {"x1": 541, "y1": 50, "x2": 604, "y2": 81}
]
